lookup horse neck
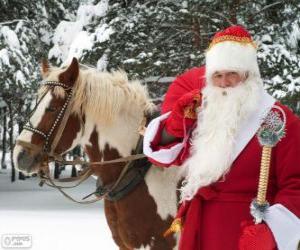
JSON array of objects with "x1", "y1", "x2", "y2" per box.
[{"x1": 81, "y1": 112, "x2": 141, "y2": 185}]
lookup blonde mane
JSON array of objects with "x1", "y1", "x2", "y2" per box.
[{"x1": 41, "y1": 66, "x2": 155, "y2": 124}]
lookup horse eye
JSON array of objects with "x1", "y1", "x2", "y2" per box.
[{"x1": 46, "y1": 107, "x2": 57, "y2": 112}]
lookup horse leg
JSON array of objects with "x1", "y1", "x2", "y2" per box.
[{"x1": 104, "y1": 200, "x2": 131, "y2": 250}]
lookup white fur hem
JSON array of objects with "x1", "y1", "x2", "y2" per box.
[
  {"x1": 264, "y1": 204, "x2": 300, "y2": 250},
  {"x1": 143, "y1": 112, "x2": 184, "y2": 164}
]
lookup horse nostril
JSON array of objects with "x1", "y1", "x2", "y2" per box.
[
  {"x1": 17, "y1": 150, "x2": 32, "y2": 170},
  {"x1": 17, "y1": 149, "x2": 42, "y2": 173}
]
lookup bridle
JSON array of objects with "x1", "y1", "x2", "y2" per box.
[
  {"x1": 16, "y1": 80, "x2": 149, "y2": 204},
  {"x1": 20, "y1": 81, "x2": 74, "y2": 154}
]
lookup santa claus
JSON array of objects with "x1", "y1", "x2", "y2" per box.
[{"x1": 143, "y1": 25, "x2": 300, "y2": 249}]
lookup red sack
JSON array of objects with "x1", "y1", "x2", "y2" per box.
[{"x1": 165, "y1": 89, "x2": 202, "y2": 138}]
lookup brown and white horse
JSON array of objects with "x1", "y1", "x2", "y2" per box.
[{"x1": 13, "y1": 58, "x2": 180, "y2": 250}]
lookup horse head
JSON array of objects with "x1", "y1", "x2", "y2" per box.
[
  {"x1": 13, "y1": 58, "x2": 82, "y2": 174},
  {"x1": 13, "y1": 57, "x2": 154, "y2": 176}
]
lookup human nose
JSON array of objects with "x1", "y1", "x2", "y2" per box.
[{"x1": 219, "y1": 76, "x2": 230, "y2": 88}]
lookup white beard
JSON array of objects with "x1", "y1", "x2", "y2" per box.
[{"x1": 180, "y1": 76, "x2": 263, "y2": 201}]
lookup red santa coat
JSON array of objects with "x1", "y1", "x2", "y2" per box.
[{"x1": 143, "y1": 67, "x2": 300, "y2": 250}]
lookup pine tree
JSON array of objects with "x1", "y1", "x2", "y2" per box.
[{"x1": 0, "y1": 0, "x2": 80, "y2": 178}]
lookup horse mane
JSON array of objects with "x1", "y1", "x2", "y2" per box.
[{"x1": 41, "y1": 66, "x2": 155, "y2": 124}]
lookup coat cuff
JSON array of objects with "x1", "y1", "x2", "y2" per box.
[
  {"x1": 264, "y1": 204, "x2": 300, "y2": 250},
  {"x1": 143, "y1": 112, "x2": 184, "y2": 165}
]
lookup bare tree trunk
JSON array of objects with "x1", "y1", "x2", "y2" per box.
[
  {"x1": 1, "y1": 106, "x2": 7, "y2": 169},
  {"x1": 229, "y1": 0, "x2": 240, "y2": 24},
  {"x1": 192, "y1": 17, "x2": 201, "y2": 50},
  {"x1": 71, "y1": 147, "x2": 79, "y2": 177},
  {"x1": 8, "y1": 102, "x2": 15, "y2": 182},
  {"x1": 71, "y1": 166, "x2": 77, "y2": 177},
  {"x1": 18, "y1": 122, "x2": 25, "y2": 180},
  {"x1": 54, "y1": 162, "x2": 60, "y2": 179}
]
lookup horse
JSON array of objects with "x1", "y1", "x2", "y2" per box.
[{"x1": 13, "y1": 58, "x2": 181, "y2": 250}]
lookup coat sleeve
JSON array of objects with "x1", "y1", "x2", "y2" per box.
[
  {"x1": 143, "y1": 112, "x2": 191, "y2": 167},
  {"x1": 143, "y1": 66, "x2": 204, "y2": 167},
  {"x1": 263, "y1": 116, "x2": 300, "y2": 250}
]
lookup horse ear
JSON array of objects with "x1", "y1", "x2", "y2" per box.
[
  {"x1": 40, "y1": 58, "x2": 50, "y2": 78},
  {"x1": 59, "y1": 57, "x2": 79, "y2": 87}
]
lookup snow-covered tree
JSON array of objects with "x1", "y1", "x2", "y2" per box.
[
  {"x1": 52, "y1": 0, "x2": 299, "y2": 109},
  {"x1": 1, "y1": 0, "x2": 299, "y2": 176},
  {"x1": 0, "y1": 0, "x2": 80, "y2": 178}
]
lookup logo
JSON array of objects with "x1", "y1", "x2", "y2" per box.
[{"x1": 1, "y1": 234, "x2": 32, "y2": 249}]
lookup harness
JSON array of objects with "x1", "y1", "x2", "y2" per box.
[{"x1": 17, "y1": 80, "x2": 155, "y2": 204}]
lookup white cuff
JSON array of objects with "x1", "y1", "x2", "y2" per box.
[
  {"x1": 143, "y1": 112, "x2": 184, "y2": 164},
  {"x1": 264, "y1": 204, "x2": 300, "y2": 250}
]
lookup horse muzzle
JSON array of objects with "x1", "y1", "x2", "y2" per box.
[{"x1": 13, "y1": 141, "x2": 45, "y2": 174}]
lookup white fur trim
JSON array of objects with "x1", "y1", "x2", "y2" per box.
[
  {"x1": 264, "y1": 204, "x2": 300, "y2": 250},
  {"x1": 143, "y1": 90, "x2": 275, "y2": 166},
  {"x1": 232, "y1": 89, "x2": 275, "y2": 161},
  {"x1": 143, "y1": 112, "x2": 184, "y2": 164},
  {"x1": 206, "y1": 41, "x2": 260, "y2": 79}
]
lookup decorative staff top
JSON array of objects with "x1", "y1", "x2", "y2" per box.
[{"x1": 257, "y1": 105, "x2": 286, "y2": 147}]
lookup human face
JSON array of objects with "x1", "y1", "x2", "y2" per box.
[{"x1": 211, "y1": 71, "x2": 246, "y2": 88}]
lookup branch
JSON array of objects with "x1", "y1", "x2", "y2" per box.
[
  {"x1": 253, "y1": 1, "x2": 284, "y2": 16},
  {"x1": 211, "y1": 11, "x2": 234, "y2": 26},
  {"x1": 0, "y1": 19, "x2": 28, "y2": 26}
]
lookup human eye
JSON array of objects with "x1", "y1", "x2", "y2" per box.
[
  {"x1": 214, "y1": 73, "x2": 222, "y2": 78},
  {"x1": 228, "y1": 72, "x2": 238, "y2": 77}
]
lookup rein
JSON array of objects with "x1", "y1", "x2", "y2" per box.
[
  {"x1": 17, "y1": 80, "x2": 150, "y2": 203},
  {"x1": 38, "y1": 143, "x2": 147, "y2": 204}
]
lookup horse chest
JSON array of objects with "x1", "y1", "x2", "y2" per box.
[{"x1": 104, "y1": 174, "x2": 179, "y2": 250}]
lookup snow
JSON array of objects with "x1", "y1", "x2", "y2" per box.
[
  {"x1": 15, "y1": 70, "x2": 26, "y2": 86},
  {"x1": 65, "y1": 31, "x2": 94, "y2": 63},
  {"x1": 94, "y1": 0, "x2": 109, "y2": 17},
  {"x1": 0, "y1": 170, "x2": 117, "y2": 250},
  {"x1": 179, "y1": 9, "x2": 189, "y2": 14},
  {"x1": 94, "y1": 24, "x2": 114, "y2": 43},
  {"x1": 77, "y1": 0, "x2": 109, "y2": 25},
  {"x1": 97, "y1": 53, "x2": 108, "y2": 70},
  {"x1": 181, "y1": 1, "x2": 188, "y2": 8},
  {"x1": 48, "y1": 44, "x2": 64, "y2": 62},
  {"x1": 137, "y1": 52, "x2": 147, "y2": 59},
  {"x1": 143, "y1": 76, "x2": 175, "y2": 83},
  {"x1": 153, "y1": 61, "x2": 164, "y2": 66},
  {"x1": 49, "y1": 0, "x2": 111, "y2": 65},
  {"x1": 261, "y1": 34, "x2": 272, "y2": 43},
  {"x1": 0, "y1": 48, "x2": 10, "y2": 67},
  {"x1": 123, "y1": 58, "x2": 137, "y2": 64},
  {"x1": 49, "y1": 21, "x2": 83, "y2": 62},
  {"x1": 1, "y1": 26, "x2": 20, "y2": 49},
  {"x1": 289, "y1": 22, "x2": 300, "y2": 49}
]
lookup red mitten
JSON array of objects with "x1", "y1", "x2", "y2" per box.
[
  {"x1": 165, "y1": 89, "x2": 202, "y2": 138},
  {"x1": 239, "y1": 221, "x2": 277, "y2": 250}
]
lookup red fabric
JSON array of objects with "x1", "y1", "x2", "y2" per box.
[
  {"x1": 239, "y1": 221, "x2": 277, "y2": 250},
  {"x1": 212, "y1": 25, "x2": 252, "y2": 40},
  {"x1": 178, "y1": 187, "x2": 269, "y2": 250},
  {"x1": 146, "y1": 66, "x2": 206, "y2": 167},
  {"x1": 172, "y1": 103, "x2": 300, "y2": 250},
  {"x1": 148, "y1": 66, "x2": 300, "y2": 248},
  {"x1": 165, "y1": 89, "x2": 201, "y2": 138},
  {"x1": 161, "y1": 66, "x2": 206, "y2": 114}
]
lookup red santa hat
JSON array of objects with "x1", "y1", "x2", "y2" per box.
[{"x1": 205, "y1": 25, "x2": 260, "y2": 80}]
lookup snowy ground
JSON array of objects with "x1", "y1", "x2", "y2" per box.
[{"x1": 0, "y1": 169, "x2": 117, "y2": 250}]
